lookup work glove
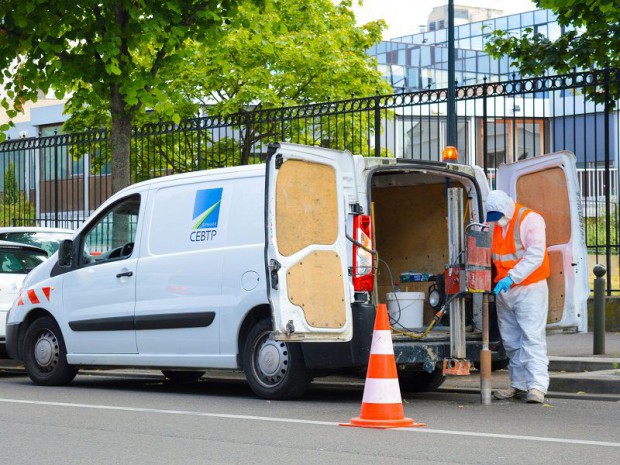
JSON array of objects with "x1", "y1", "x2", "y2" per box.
[{"x1": 493, "y1": 276, "x2": 514, "y2": 295}]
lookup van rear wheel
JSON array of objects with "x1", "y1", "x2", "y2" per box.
[
  {"x1": 23, "y1": 316, "x2": 78, "y2": 386},
  {"x1": 242, "y1": 319, "x2": 311, "y2": 400},
  {"x1": 398, "y1": 368, "x2": 445, "y2": 393}
]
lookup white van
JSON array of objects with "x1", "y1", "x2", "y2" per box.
[{"x1": 5, "y1": 143, "x2": 588, "y2": 399}]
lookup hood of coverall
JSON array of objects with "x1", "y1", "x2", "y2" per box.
[{"x1": 485, "y1": 190, "x2": 516, "y2": 221}]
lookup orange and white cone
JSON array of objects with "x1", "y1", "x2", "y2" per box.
[{"x1": 341, "y1": 303, "x2": 425, "y2": 429}]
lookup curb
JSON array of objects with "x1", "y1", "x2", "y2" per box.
[
  {"x1": 549, "y1": 369, "x2": 620, "y2": 395},
  {"x1": 548, "y1": 356, "x2": 620, "y2": 373}
]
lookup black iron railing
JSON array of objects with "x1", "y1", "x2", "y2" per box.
[{"x1": 1, "y1": 69, "x2": 619, "y2": 291}]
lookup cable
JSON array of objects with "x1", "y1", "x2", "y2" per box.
[{"x1": 392, "y1": 292, "x2": 463, "y2": 339}]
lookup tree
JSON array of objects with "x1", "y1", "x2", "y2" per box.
[
  {"x1": 169, "y1": 0, "x2": 390, "y2": 164},
  {"x1": 485, "y1": 0, "x2": 620, "y2": 102},
  {"x1": 0, "y1": 0, "x2": 250, "y2": 193},
  {"x1": 1, "y1": 161, "x2": 35, "y2": 226}
]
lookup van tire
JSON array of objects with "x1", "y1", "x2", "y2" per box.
[
  {"x1": 398, "y1": 368, "x2": 445, "y2": 393},
  {"x1": 22, "y1": 316, "x2": 78, "y2": 386},
  {"x1": 161, "y1": 370, "x2": 205, "y2": 383},
  {"x1": 242, "y1": 319, "x2": 311, "y2": 400}
]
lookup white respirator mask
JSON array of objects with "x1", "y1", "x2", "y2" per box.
[{"x1": 496, "y1": 215, "x2": 509, "y2": 227}]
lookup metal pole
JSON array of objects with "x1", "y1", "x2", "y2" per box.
[
  {"x1": 374, "y1": 92, "x2": 381, "y2": 157},
  {"x1": 604, "y1": 68, "x2": 611, "y2": 295},
  {"x1": 54, "y1": 131, "x2": 59, "y2": 228},
  {"x1": 480, "y1": 293, "x2": 491, "y2": 405},
  {"x1": 447, "y1": 0, "x2": 457, "y2": 148},
  {"x1": 448, "y1": 188, "x2": 466, "y2": 359},
  {"x1": 593, "y1": 264, "x2": 607, "y2": 355}
]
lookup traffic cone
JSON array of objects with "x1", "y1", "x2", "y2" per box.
[{"x1": 340, "y1": 303, "x2": 425, "y2": 429}]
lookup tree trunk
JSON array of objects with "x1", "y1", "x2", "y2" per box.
[{"x1": 110, "y1": 87, "x2": 132, "y2": 194}]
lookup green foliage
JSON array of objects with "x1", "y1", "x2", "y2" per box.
[
  {"x1": 0, "y1": 0, "x2": 251, "y2": 191},
  {"x1": 585, "y1": 211, "x2": 619, "y2": 252},
  {"x1": 485, "y1": 0, "x2": 620, "y2": 102},
  {"x1": 0, "y1": 162, "x2": 35, "y2": 226}
]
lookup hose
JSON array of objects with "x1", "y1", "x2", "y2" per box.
[{"x1": 392, "y1": 292, "x2": 464, "y2": 339}]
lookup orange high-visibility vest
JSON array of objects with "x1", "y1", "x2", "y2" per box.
[{"x1": 492, "y1": 203, "x2": 550, "y2": 286}]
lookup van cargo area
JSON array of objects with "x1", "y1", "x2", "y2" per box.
[{"x1": 369, "y1": 168, "x2": 503, "y2": 368}]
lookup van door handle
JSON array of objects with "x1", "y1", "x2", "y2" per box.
[{"x1": 116, "y1": 271, "x2": 134, "y2": 278}]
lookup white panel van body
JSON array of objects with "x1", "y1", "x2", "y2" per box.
[{"x1": 5, "y1": 143, "x2": 588, "y2": 399}]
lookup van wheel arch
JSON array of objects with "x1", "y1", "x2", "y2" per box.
[
  {"x1": 237, "y1": 304, "x2": 272, "y2": 367},
  {"x1": 16, "y1": 308, "x2": 55, "y2": 360},
  {"x1": 22, "y1": 314, "x2": 78, "y2": 386}
]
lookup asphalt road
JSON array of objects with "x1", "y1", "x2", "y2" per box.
[{"x1": 0, "y1": 371, "x2": 619, "y2": 465}]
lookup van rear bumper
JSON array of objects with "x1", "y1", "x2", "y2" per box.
[{"x1": 301, "y1": 303, "x2": 507, "y2": 370}]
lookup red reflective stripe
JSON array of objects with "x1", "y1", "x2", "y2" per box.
[
  {"x1": 42, "y1": 287, "x2": 51, "y2": 301},
  {"x1": 27, "y1": 289, "x2": 40, "y2": 304}
]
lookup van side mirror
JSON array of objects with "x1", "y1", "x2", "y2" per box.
[{"x1": 58, "y1": 239, "x2": 74, "y2": 268}]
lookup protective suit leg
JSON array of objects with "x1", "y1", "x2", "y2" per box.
[
  {"x1": 496, "y1": 290, "x2": 527, "y2": 392},
  {"x1": 496, "y1": 281, "x2": 549, "y2": 393}
]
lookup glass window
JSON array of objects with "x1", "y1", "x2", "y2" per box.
[
  {"x1": 534, "y1": 9, "x2": 548, "y2": 24},
  {"x1": 459, "y1": 24, "x2": 471, "y2": 38},
  {"x1": 0, "y1": 231, "x2": 72, "y2": 256},
  {"x1": 508, "y1": 14, "x2": 521, "y2": 30},
  {"x1": 471, "y1": 35, "x2": 483, "y2": 51},
  {"x1": 495, "y1": 17, "x2": 508, "y2": 31},
  {"x1": 548, "y1": 21, "x2": 561, "y2": 40},
  {"x1": 470, "y1": 21, "x2": 482, "y2": 36},
  {"x1": 0, "y1": 248, "x2": 46, "y2": 274},
  {"x1": 535, "y1": 24, "x2": 548, "y2": 36},
  {"x1": 81, "y1": 195, "x2": 140, "y2": 266},
  {"x1": 458, "y1": 38, "x2": 471, "y2": 50},
  {"x1": 421, "y1": 47, "x2": 431, "y2": 67},
  {"x1": 410, "y1": 48, "x2": 420, "y2": 66},
  {"x1": 435, "y1": 29, "x2": 447, "y2": 43},
  {"x1": 521, "y1": 11, "x2": 534, "y2": 28},
  {"x1": 40, "y1": 125, "x2": 85, "y2": 179},
  {"x1": 438, "y1": 20, "x2": 445, "y2": 30},
  {"x1": 477, "y1": 55, "x2": 490, "y2": 74}
]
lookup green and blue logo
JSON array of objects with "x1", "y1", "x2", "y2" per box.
[{"x1": 192, "y1": 188, "x2": 223, "y2": 230}]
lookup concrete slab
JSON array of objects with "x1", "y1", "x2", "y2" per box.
[{"x1": 549, "y1": 369, "x2": 620, "y2": 395}]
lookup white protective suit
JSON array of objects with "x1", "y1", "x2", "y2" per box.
[{"x1": 486, "y1": 190, "x2": 550, "y2": 394}]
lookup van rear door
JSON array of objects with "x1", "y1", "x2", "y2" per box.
[
  {"x1": 265, "y1": 143, "x2": 357, "y2": 342},
  {"x1": 496, "y1": 151, "x2": 589, "y2": 332}
]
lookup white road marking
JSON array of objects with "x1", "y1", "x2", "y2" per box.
[{"x1": 1, "y1": 397, "x2": 619, "y2": 448}]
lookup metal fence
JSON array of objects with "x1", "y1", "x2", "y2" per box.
[{"x1": 1, "y1": 69, "x2": 619, "y2": 291}]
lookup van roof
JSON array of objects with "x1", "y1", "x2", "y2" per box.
[{"x1": 121, "y1": 163, "x2": 265, "y2": 193}]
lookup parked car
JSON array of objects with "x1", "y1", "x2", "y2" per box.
[
  {"x1": 0, "y1": 227, "x2": 73, "y2": 257},
  {"x1": 0, "y1": 241, "x2": 48, "y2": 355}
]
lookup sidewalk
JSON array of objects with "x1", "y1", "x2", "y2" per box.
[{"x1": 442, "y1": 331, "x2": 620, "y2": 399}]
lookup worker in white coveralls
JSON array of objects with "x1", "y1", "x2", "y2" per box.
[{"x1": 485, "y1": 190, "x2": 550, "y2": 404}]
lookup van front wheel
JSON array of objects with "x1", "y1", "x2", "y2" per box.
[
  {"x1": 242, "y1": 319, "x2": 311, "y2": 400},
  {"x1": 23, "y1": 316, "x2": 78, "y2": 386}
]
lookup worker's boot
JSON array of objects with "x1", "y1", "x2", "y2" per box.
[
  {"x1": 493, "y1": 387, "x2": 526, "y2": 400},
  {"x1": 526, "y1": 389, "x2": 545, "y2": 404}
]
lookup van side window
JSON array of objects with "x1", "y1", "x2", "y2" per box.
[{"x1": 80, "y1": 195, "x2": 140, "y2": 266}]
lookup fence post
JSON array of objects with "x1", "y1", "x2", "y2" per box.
[
  {"x1": 374, "y1": 92, "x2": 381, "y2": 157},
  {"x1": 604, "y1": 67, "x2": 612, "y2": 295},
  {"x1": 54, "y1": 131, "x2": 59, "y2": 228},
  {"x1": 482, "y1": 77, "x2": 488, "y2": 177},
  {"x1": 593, "y1": 264, "x2": 607, "y2": 355}
]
